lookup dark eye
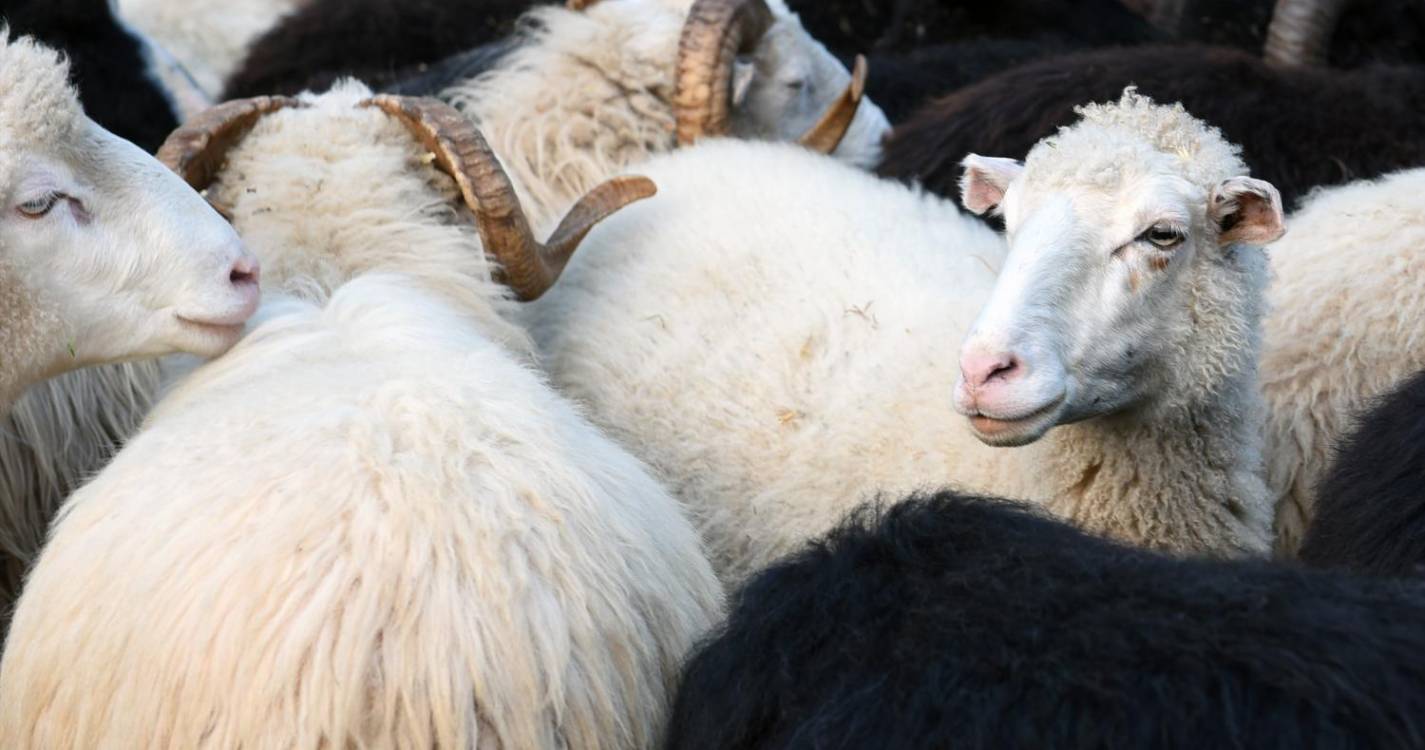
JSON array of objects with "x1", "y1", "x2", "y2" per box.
[
  {"x1": 17, "y1": 192, "x2": 62, "y2": 218},
  {"x1": 1139, "y1": 224, "x2": 1184, "y2": 249}
]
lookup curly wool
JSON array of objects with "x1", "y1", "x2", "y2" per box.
[{"x1": 0, "y1": 30, "x2": 81, "y2": 186}]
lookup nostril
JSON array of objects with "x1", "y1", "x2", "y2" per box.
[
  {"x1": 987, "y1": 357, "x2": 1020, "y2": 384},
  {"x1": 229, "y1": 255, "x2": 260, "y2": 286}
]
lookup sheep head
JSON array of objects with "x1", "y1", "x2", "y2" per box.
[
  {"x1": 158, "y1": 94, "x2": 655, "y2": 302},
  {"x1": 0, "y1": 31, "x2": 258, "y2": 402},
  {"x1": 952, "y1": 90, "x2": 1283, "y2": 447},
  {"x1": 672, "y1": 0, "x2": 882, "y2": 161}
]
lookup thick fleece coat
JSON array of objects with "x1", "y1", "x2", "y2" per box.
[
  {"x1": 0, "y1": 83, "x2": 723, "y2": 748},
  {"x1": 0, "y1": 275, "x2": 723, "y2": 749},
  {"x1": 1262, "y1": 168, "x2": 1425, "y2": 554},
  {"x1": 526, "y1": 97, "x2": 1273, "y2": 586},
  {"x1": 879, "y1": 45, "x2": 1425, "y2": 213},
  {"x1": 1297, "y1": 371, "x2": 1425, "y2": 577},
  {"x1": 668, "y1": 491, "x2": 1425, "y2": 749}
]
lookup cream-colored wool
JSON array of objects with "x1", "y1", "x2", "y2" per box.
[
  {"x1": 116, "y1": 0, "x2": 306, "y2": 97},
  {"x1": 1263, "y1": 168, "x2": 1425, "y2": 555},
  {"x1": 0, "y1": 82, "x2": 723, "y2": 749},
  {"x1": 443, "y1": 0, "x2": 890, "y2": 233},
  {"x1": 0, "y1": 274, "x2": 723, "y2": 749},
  {"x1": 525, "y1": 95, "x2": 1274, "y2": 586}
]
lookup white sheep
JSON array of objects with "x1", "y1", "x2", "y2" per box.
[
  {"x1": 114, "y1": 0, "x2": 305, "y2": 98},
  {"x1": 1262, "y1": 167, "x2": 1425, "y2": 555},
  {"x1": 442, "y1": 0, "x2": 891, "y2": 229},
  {"x1": 0, "y1": 84, "x2": 724, "y2": 748},
  {"x1": 0, "y1": 0, "x2": 887, "y2": 530},
  {"x1": 524, "y1": 90, "x2": 1283, "y2": 585}
]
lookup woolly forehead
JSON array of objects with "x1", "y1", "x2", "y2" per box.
[
  {"x1": 0, "y1": 32, "x2": 84, "y2": 175},
  {"x1": 1020, "y1": 91, "x2": 1245, "y2": 200},
  {"x1": 208, "y1": 84, "x2": 463, "y2": 218}
]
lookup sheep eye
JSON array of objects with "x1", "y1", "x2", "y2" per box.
[
  {"x1": 1140, "y1": 224, "x2": 1184, "y2": 248},
  {"x1": 17, "y1": 192, "x2": 62, "y2": 218}
]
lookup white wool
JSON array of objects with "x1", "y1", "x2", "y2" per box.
[
  {"x1": 0, "y1": 273, "x2": 723, "y2": 748},
  {"x1": 526, "y1": 116, "x2": 1272, "y2": 586},
  {"x1": 1262, "y1": 167, "x2": 1425, "y2": 554}
]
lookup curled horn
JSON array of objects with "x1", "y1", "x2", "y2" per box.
[
  {"x1": 673, "y1": 0, "x2": 775, "y2": 145},
  {"x1": 1263, "y1": 0, "x2": 1350, "y2": 67},
  {"x1": 157, "y1": 96, "x2": 304, "y2": 194},
  {"x1": 797, "y1": 54, "x2": 867, "y2": 155},
  {"x1": 361, "y1": 95, "x2": 656, "y2": 301}
]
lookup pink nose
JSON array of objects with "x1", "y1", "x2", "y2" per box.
[
  {"x1": 960, "y1": 350, "x2": 1023, "y2": 393},
  {"x1": 228, "y1": 252, "x2": 261, "y2": 287}
]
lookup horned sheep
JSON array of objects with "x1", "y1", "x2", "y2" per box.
[
  {"x1": 668, "y1": 490, "x2": 1425, "y2": 748},
  {"x1": 0, "y1": 84, "x2": 724, "y2": 748},
  {"x1": 0, "y1": 0, "x2": 884, "y2": 582},
  {"x1": 525, "y1": 90, "x2": 1283, "y2": 585}
]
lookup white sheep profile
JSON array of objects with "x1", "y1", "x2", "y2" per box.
[
  {"x1": 0, "y1": 85, "x2": 723, "y2": 748},
  {"x1": 525, "y1": 90, "x2": 1283, "y2": 585},
  {"x1": 0, "y1": 29, "x2": 258, "y2": 415},
  {"x1": 1261, "y1": 167, "x2": 1425, "y2": 554}
]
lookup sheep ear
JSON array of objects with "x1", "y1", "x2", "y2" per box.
[
  {"x1": 1210, "y1": 176, "x2": 1285, "y2": 246},
  {"x1": 960, "y1": 155, "x2": 1023, "y2": 216},
  {"x1": 731, "y1": 60, "x2": 756, "y2": 109}
]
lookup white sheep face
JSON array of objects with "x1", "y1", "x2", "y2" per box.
[
  {"x1": 951, "y1": 143, "x2": 1284, "y2": 448},
  {"x1": 0, "y1": 101, "x2": 259, "y2": 394},
  {"x1": 729, "y1": 11, "x2": 891, "y2": 168}
]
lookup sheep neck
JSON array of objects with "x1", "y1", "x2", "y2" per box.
[{"x1": 1026, "y1": 365, "x2": 1273, "y2": 558}]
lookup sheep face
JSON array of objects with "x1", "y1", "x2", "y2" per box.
[
  {"x1": 730, "y1": 17, "x2": 890, "y2": 167},
  {"x1": 951, "y1": 95, "x2": 1283, "y2": 448},
  {"x1": 0, "y1": 35, "x2": 259, "y2": 397}
]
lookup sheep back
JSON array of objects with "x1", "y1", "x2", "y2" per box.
[{"x1": 668, "y1": 490, "x2": 1425, "y2": 749}]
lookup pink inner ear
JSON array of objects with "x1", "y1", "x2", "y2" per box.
[
  {"x1": 962, "y1": 167, "x2": 1008, "y2": 215},
  {"x1": 1219, "y1": 191, "x2": 1285, "y2": 245}
]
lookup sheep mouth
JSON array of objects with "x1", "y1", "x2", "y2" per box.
[{"x1": 968, "y1": 396, "x2": 1066, "y2": 447}]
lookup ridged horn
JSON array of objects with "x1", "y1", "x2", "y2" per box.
[
  {"x1": 361, "y1": 95, "x2": 657, "y2": 301},
  {"x1": 673, "y1": 0, "x2": 775, "y2": 145},
  {"x1": 157, "y1": 96, "x2": 303, "y2": 191},
  {"x1": 1263, "y1": 0, "x2": 1350, "y2": 67},
  {"x1": 797, "y1": 54, "x2": 867, "y2": 155}
]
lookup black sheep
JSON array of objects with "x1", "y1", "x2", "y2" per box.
[
  {"x1": 668, "y1": 491, "x2": 1425, "y2": 749},
  {"x1": 1, "y1": 0, "x2": 183, "y2": 153},
  {"x1": 223, "y1": 0, "x2": 542, "y2": 99},
  {"x1": 878, "y1": 44, "x2": 1425, "y2": 212},
  {"x1": 1299, "y1": 370, "x2": 1425, "y2": 577}
]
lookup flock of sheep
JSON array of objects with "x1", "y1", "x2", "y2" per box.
[{"x1": 1, "y1": 0, "x2": 1423, "y2": 746}]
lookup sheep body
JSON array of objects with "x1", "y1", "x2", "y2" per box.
[
  {"x1": 667, "y1": 490, "x2": 1425, "y2": 749},
  {"x1": 526, "y1": 95, "x2": 1273, "y2": 585},
  {"x1": 1297, "y1": 369, "x2": 1425, "y2": 577},
  {"x1": 1262, "y1": 168, "x2": 1425, "y2": 554},
  {"x1": 878, "y1": 45, "x2": 1425, "y2": 212},
  {"x1": 0, "y1": 273, "x2": 723, "y2": 748}
]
